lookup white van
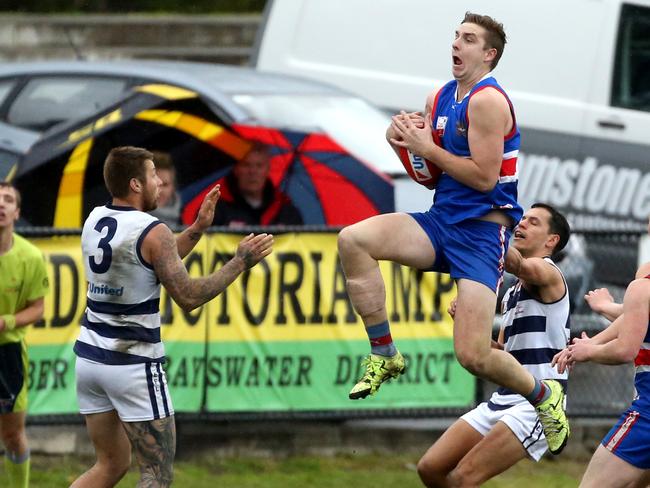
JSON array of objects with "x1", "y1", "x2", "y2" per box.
[{"x1": 255, "y1": 0, "x2": 650, "y2": 229}]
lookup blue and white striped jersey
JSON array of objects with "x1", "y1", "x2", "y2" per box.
[
  {"x1": 489, "y1": 257, "x2": 570, "y2": 409},
  {"x1": 74, "y1": 204, "x2": 165, "y2": 365}
]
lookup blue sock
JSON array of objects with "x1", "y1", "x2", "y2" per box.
[
  {"x1": 525, "y1": 379, "x2": 550, "y2": 405},
  {"x1": 366, "y1": 321, "x2": 397, "y2": 357}
]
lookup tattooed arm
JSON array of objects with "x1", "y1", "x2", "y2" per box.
[
  {"x1": 123, "y1": 417, "x2": 176, "y2": 488},
  {"x1": 174, "y1": 184, "x2": 220, "y2": 259},
  {"x1": 143, "y1": 224, "x2": 274, "y2": 311}
]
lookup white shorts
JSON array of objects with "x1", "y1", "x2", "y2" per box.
[
  {"x1": 461, "y1": 398, "x2": 548, "y2": 461},
  {"x1": 75, "y1": 357, "x2": 174, "y2": 422}
]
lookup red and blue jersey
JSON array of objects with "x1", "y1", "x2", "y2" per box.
[
  {"x1": 601, "y1": 278, "x2": 650, "y2": 468},
  {"x1": 599, "y1": 275, "x2": 650, "y2": 468},
  {"x1": 429, "y1": 75, "x2": 522, "y2": 225},
  {"x1": 633, "y1": 279, "x2": 650, "y2": 407}
]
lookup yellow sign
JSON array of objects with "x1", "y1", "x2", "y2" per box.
[
  {"x1": 27, "y1": 233, "x2": 456, "y2": 345},
  {"x1": 204, "y1": 233, "x2": 455, "y2": 342}
]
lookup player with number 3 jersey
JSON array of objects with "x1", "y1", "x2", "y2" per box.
[
  {"x1": 72, "y1": 146, "x2": 273, "y2": 488},
  {"x1": 77, "y1": 206, "x2": 164, "y2": 368}
]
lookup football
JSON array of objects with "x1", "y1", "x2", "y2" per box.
[{"x1": 398, "y1": 147, "x2": 441, "y2": 189}]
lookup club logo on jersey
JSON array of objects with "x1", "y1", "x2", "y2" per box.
[
  {"x1": 456, "y1": 119, "x2": 468, "y2": 137},
  {"x1": 88, "y1": 282, "x2": 124, "y2": 296},
  {"x1": 436, "y1": 116, "x2": 448, "y2": 138}
]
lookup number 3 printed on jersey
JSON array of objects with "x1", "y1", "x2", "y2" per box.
[{"x1": 89, "y1": 217, "x2": 117, "y2": 273}]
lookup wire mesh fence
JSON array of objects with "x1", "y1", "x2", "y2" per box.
[
  {"x1": 560, "y1": 228, "x2": 641, "y2": 416},
  {"x1": 487, "y1": 228, "x2": 645, "y2": 417},
  {"x1": 17, "y1": 225, "x2": 648, "y2": 422}
]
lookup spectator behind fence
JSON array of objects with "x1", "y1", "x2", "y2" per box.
[
  {"x1": 149, "y1": 151, "x2": 181, "y2": 227},
  {"x1": 0, "y1": 182, "x2": 49, "y2": 488},
  {"x1": 212, "y1": 143, "x2": 303, "y2": 227}
]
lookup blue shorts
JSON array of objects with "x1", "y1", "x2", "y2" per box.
[
  {"x1": 602, "y1": 406, "x2": 650, "y2": 469},
  {"x1": 409, "y1": 210, "x2": 510, "y2": 292}
]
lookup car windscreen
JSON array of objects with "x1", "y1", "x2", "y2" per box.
[
  {"x1": 7, "y1": 76, "x2": 128, "y2": 132},
  {"x1": 232, "y1": 94, "x2": 404, "y2": 176}
]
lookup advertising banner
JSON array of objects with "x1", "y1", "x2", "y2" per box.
[{"x1": 26, "y1": 232, "x2": 473, "y2": 416}]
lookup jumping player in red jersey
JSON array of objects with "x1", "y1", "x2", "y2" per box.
[
  {"x1": 418, "y1": 204, "x2": 571, "y2": 487},
  {"x1": 337, "y1": 11, "x2": 569, "y2": 455}
]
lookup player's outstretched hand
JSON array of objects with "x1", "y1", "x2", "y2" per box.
[
  {"x1": 584, "y1": 288, "x2": 614, "y2": 314},
  {"x1": 551, "y1": 347, "x2": 574, "y2": 374},
  {"x1": 194, "y1": 184, "x2": 221, "y2": 231},
  {"x1": 236, "y1": 233, "x2": 274, "y2": 269},
  {"x1": 553, "y1": 331, "x2": 592, "y2": 373}
]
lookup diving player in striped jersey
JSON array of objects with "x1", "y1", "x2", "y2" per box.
[
  {"x1": 417, "y1": 203, "x2": 571, "y2": 487},
  {"x1": 71, "y1": 146, "x2": 274, "y2": 488},
  {"x1": 554, "y1": 233, "x2": 650, "y2": 487}
]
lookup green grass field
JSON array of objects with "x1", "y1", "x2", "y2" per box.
[{"x1": 1, "y1": 453, "x2": 585, "y2": 487}]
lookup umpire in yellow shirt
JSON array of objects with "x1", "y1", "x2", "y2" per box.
[{"x1": 0, "y1": 182, "x2": 49, "y2": 488}]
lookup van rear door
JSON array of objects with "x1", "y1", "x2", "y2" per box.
[{"x1": 578, "y1": 1, "x2": 650, "y2": 227}]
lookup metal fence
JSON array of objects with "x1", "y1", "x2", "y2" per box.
[{"x1": 18, "y1": 225, "x2": 647, "y2": 422}]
